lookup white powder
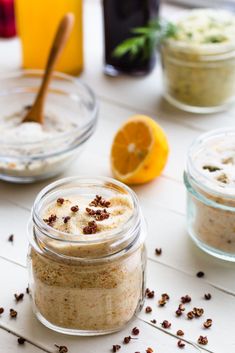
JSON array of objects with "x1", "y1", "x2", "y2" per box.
[
  {"x1": 0, "y1": 107, "x2": 80, "y2": 180},
  {"x1": 0, "y1": 108, "x2": 77, "y2": 144}
]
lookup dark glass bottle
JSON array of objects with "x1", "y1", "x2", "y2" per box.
[{"x1": 103, "y1": 0, "x2": 160, "y2": 76}]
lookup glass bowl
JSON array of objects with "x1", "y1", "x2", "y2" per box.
[{"x1": 0, "y1": 70, "x2": 98, "y2": 183}]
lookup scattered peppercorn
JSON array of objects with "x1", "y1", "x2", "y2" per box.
[
  {"x1": 158, "y1": 298, "x2": 167, "y2": 307},
  {"x1": 145, "y1": 306, "x2": 152, "y2": 313},
  {"x1": 146, "y1": 347, "x2": 153, "y2": 353},
  {"x1": 151, "y1": 319, "x2": 157, "y2": 324},
  {"x1": 55, "y1": 345, "x2": 68, "y2": 353},
  {"x1": 203, "y1": 318, "x2": 212, "y2": 328},
  {"x1": 89, "y1": 195, "x2": 110, "y2": 208},
  {"x1": 132, "y1": 327, "x2": 140, "y2": 335},
  {"x1": 83, "y1": 221, "x2": 98, "y2": 234},
  {"x1": 123, "y1": 336, "x2": 131, "y2": 344},
  {"x1": 145, "y1": 288, "x2": 150, "y2": 296},
  {"x1": 71, "y1": 205, "x2": 79, "y2": 212},
  {"x1": 14, "y1": 293, "x2": 24, "y2": 302},
  {"x1": 193, "y1": 307, "x2": 204, "y2": 318},
  {"x1": 204, "y1": 293, "x2": 212, "y2": 300},
  {"x1": 162, "y1": 293, "x2": 170, "y2": 300},
  {"x1": 177, "y1": 330, "x2": 184, "y2": 336},
  {"x1": 63, "y1": 216, "x2": 71, "y2": 224},
  {"x1": 145, "y1": 288, "x2": 155, "y2": 299},
  {"x1": 198, "y1": 336, "x2": 208, "y2": 345},
  {"x1": 158, "y1": 292, "x2": 169, "y2": 307},
  {"x1": 196, "y1": 271, "x2": 205, "y2": 278},
  {"x1": 112, "y1": 345, "x2": 121, "y2": 352},
  {"x1": 181, "y1": 295, "x2": 191, "y2": 304},
  {"x1": 177, "y1": 340, "x2": 185, "y2": 348},
  {"x1": 9, "y1": 308, "x2": 17, "y2": 318},
  {"x1": 179, "y1": 304, "x2": 185, "y2": 311},
  {"x1": 175, "y1": 309, "x2": 183, "y2": 317},
  {"x1": 161, "y1": 320, "x2": 171, "y2": 329},
  {"x1": 187, "y1": 311, "x2": 194, "y2": 320},
  {"x1": 57, "y1": 198, "x2": 65, "y2": 205},
  {"x1": 0, "y1": 307, "x2": 4, "y2": 314},
  {"x1": 8, "y1": 234, "x2": 14, "y2": 242},
  {"x1": 17, "y1": 337, "x2": 26, "y2": 345},
  {"x1": 155, "y1": 248, "x2": 162, "y2": 255}
]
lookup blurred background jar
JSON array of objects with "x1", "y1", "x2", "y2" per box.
[
  {"x1": 15, "y1": 0, "x2": 83, "y2": 75},
  {"x1": 103, "y1": 0, "x2": 159, "y2": 76},
  {"x1": 0, "y1": 0, "x2": 16, "y2": 38}
]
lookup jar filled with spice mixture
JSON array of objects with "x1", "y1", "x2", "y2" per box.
[
  {"x1": 184, "y1": 128, "x2": 235, "y2": 261},
  {"x1": 28, "y1": 176, "x2": 147, "y2": 335},
  {"x1": 161, "y1": 9, "x2": 235, "y2": 113}
]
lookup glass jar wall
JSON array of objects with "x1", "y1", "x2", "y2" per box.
[
  {"x1": 161, "y1": 41, "x2": 235, "y2": 113},
  {"x1": 28, "y1": 177, "x2": 147, "y2": 335},
  {"x1": 184, "y1": 129, "x2": 235, "y2": 261}
]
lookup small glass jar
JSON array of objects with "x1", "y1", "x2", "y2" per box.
[
  {"x1": 161, "y1": 40, "x2": 235, "y2": 113},
  {"x1": 184, "y1": 129, "x2": 235, "y2": 261},
  {"x1": 28, "y1": 176, "x2": 147, "y2": 335}
]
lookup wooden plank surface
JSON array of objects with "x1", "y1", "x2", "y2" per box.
[
  {"x1": 0, "y1": 0, "x2": 234, "y2": 352},
  {"x1": 0, "y1": 328, "x2": 46, "y2": 353}
]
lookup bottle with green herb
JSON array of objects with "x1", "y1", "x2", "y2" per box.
[{"x1": 103, "y1": 0, "x2": 159, "y2": 76}]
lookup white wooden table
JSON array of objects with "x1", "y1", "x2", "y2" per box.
[{"x1": 0, "y1": 1, "x2": 235, "y2": 353}]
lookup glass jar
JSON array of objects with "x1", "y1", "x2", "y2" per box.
[
  {"x1": 161, "y1": 40, "x2": 235, "y2": 113},
  {"x1": 28, "y1": 176, "x2": 147, "y2": 335},
  {"x1": 184, "y1": 128, "x2": 235, "y2": 262}
]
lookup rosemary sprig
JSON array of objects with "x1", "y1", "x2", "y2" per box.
[{"x1": 113, "y1": 18, "x2": 177, "y2": 60}]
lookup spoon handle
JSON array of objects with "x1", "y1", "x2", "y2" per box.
[{"x1": 23, "y1": 13, "x2": 74, "y2": 124}]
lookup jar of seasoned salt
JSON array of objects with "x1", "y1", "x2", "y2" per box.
[{"x1": 28, "y1": 176, "x2": 147, "y2": 335}]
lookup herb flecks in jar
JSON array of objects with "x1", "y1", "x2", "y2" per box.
[
  {"x1": 28, "y1": 177, "x2": 146, "y2": 335},
  {"x1": 184, "y1": 128, "x2": 235, "y2": 261},
  {"x1": 161, "y1": 9, "x2": 235, "y2": 113}
]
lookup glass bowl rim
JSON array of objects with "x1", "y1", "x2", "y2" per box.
[{"x1": 0, "y1": 69, "x2": 98, "y2": 148}]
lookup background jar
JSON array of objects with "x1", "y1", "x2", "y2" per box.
[
  {"x1": 28, "y1": 176, "x2": 147, "y2": 335},
  {"x1": 184, "y1": 129, "x2": 235, "y2": 262},
  {"x1": 161, "y1": 41, "x2": 235, "y2": 113}
]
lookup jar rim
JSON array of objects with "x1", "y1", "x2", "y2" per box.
[
  {"x1": 186, "y1": 128, "x2": 235, "y2": 199},
  {"x1": 163, "y1": 39, "x2": 235, "y2": 61},
  {"x1": 31, "y1": 176, "x2": 141, "y2": 245}
]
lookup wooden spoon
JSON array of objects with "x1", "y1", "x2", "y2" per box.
[{"x1": 23, "y1": 13, "x2": 74, "y2": 124}]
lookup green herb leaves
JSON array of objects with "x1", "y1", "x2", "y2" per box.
[{"x1": 113, "y1": 18, "x2": 177, "y2": 60}]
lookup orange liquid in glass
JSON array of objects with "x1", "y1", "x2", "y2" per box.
[{"x1": 15, "y1": 0, "x2": 83, "y2": 75}]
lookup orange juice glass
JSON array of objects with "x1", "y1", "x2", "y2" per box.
[{"x1": 15, "y1": 0, "x2": 83, "y2": 75}]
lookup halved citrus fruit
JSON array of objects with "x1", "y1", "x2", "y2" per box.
[{"x1": 111, "y1": 115, "x2": 169, "y2": 185}]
